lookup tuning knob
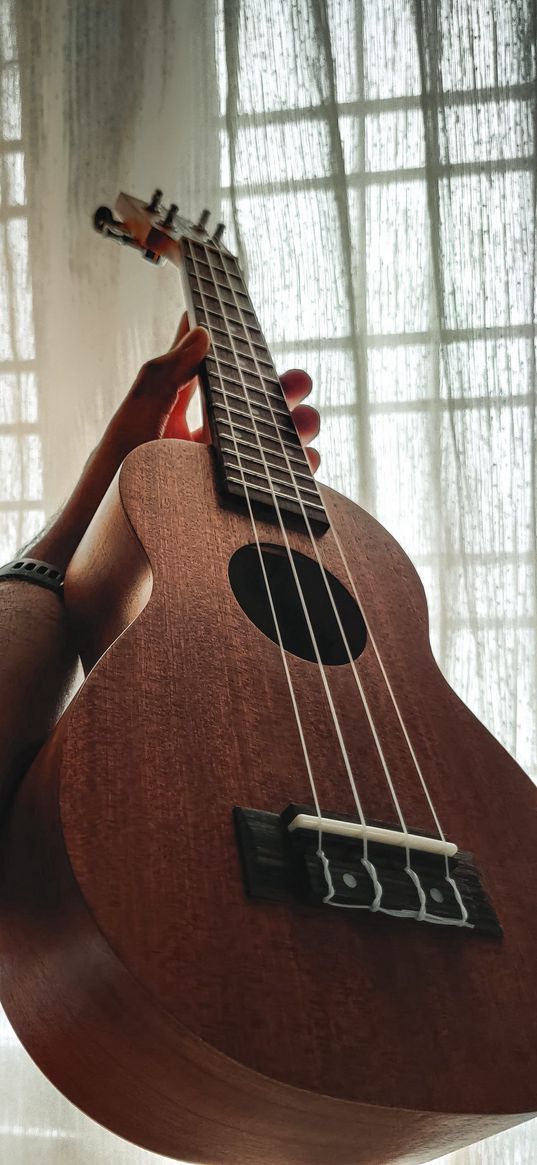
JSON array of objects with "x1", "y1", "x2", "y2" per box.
[
  {"x1": 213, "y1": 222, "x2": 225, "y2": 243},
  {"x1": 146, "y1": 189, "x2": 163, "y2": 213},
  {"x1": 93, "y1": 205, "x2": 116, "y2": 233},
  {"x1": 196, "y1": 209, "x2": 211, "y2": 231},
  {"x1": 162, "y1": 203, "x2": 179, "y2": 230}
]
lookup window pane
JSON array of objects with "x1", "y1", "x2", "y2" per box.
[
  {"x1": 368, "y1": 344, "x2": 434, "y2": 404},
  {"x1": 233, "y1": 190, "x2": 352, "y2": 343},
  {"x1": 366, "y1": 181, "x2": 431, "y2": 334},
  {"x1": 441, "y1": 404, "x2": 534, "y2": 554},
  {"x1": 365, "y1": 108, "x2": 425, "y2": 172},
  {"x1": 440, "y1": 172, "x2": 534, "y2": 329},
  {"x1": 440, "y1": 99, "x2": 534, "y2": 165},
  {"x1": 363, "y1": 0, "x2": 420, "y2": 99},
  {"x1": 0, "y1": 371, "x2": 38, "y2": 423},
  {"x1": 438, "y1": 0, "x2": 535, "y2": 91},
  {"x1": 369, "y1": 410, "x2": 436, "y2": 556},
  {"x1": 274, "y1": 344, "x2": 357, "y2": 408},
  {"x1": 440, "y1": 338, "x2": 531, "y2": 401}
]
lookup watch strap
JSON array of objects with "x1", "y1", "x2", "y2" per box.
[{"x1": 0, "y1": 557, "x2": 65, "y2": 596}]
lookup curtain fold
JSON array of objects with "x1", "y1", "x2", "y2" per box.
[
  {"x1": 15, "y1": 0, "x2": 221, "y2": 520},
  {"x1": 0, "y1": 0, "x2": 535, "y2": 1160}
]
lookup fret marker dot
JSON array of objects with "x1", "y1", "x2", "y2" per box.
[
  {"x1": 343, "y1": 873, "x2": 357, "y2": 889},
  {"x1": 430, "y1": 887, "x2": 444, "y2": 903}
]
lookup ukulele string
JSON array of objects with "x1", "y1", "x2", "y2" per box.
[
  {"x1": 194, "y1": 240, "x2": 467, "y2": 925},
  {"x1": 197, "y1": 241, "x2": 371, "y2": 888},
  {"x1": 208, "y1": 254, "x2": 422, "y2": 910},
  {"x1": 207, "y1": 245, "x2": 468, "y2": 926},
  {"x1": 325, "y1": 519, "x2": 464, "y2": 909},
  {"x1": 188, "y1": 244, "x2": 330, "y2": 872}
]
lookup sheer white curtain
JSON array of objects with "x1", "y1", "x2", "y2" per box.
[{"x1": 0, "y1": 0, "x2": 535, "y2": 1161}]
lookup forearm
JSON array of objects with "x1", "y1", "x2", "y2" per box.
[
  {"x1": 0, "y1": 445, "x2": 118, "y2": 814},
  {"x1": 0, "y1": 579, "x2": 80, "y2": 818},
  {"x1": 0, "y1": 322, "x2": 211, "y2": 818}
]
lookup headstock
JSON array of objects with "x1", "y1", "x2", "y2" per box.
[{"x1": 93, "y1": 189, "x2": 229, "y2": 267}]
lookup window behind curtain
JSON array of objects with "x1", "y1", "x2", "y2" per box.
[
  {"x1": 0, "y1": 0, "x2": 43, "y2": 564},
  {"x1": 217, "y1": 0, "x2": 536, "y2": 780}
]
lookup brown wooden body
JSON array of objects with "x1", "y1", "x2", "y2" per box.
[{"x1": 0, "y1": 438, "x2": 536, "y2": 1162}]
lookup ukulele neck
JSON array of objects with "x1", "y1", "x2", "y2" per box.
[{"x1": 180, "y1": 236, "x2": 329, "y2": 532}]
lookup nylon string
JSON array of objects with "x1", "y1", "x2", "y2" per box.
[
  {"x1": 197, "y1": 244, "x2": 370, "y2": 848},
  {"x1": 189, "y1": 244, "x2": 331, "y2": 874},
  {"x1": 190, "y1": 239, "x2": 468, "y2": 927}
]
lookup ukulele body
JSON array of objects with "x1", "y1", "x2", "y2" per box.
[{"x1": 0, "y1": 437, "x2": 536, "y2": 1163}]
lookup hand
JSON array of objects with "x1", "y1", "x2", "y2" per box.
[
  {"x1": 158, "y1": 314, "x2": 320, "y2": 472},
  {"x1": 28, "y1": 314, "x2": 320, "y2": 571}
]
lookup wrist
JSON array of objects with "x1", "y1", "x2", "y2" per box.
[
  {"x1": 25, "y1": 435, "x2": 122, "y2": 573},
  {"x1": 25, "y1": 517, "x2": 81, "y2": 575}
]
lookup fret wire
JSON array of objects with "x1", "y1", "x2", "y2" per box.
[
  {"x1": 214, "y1": 397, "x2": 293, "y2": 427},
  {"x1": 216, "y1": 414, "x2": 304, "y2": 454},
  {"x1": 183, "y1": 237, "x2": 325, "y2": 519},
  {"x1": 222, "y1": 456, "x2": 320, "y2": 499},
  {"x1": 219, "y1": 440, "x2": 314, "y2": 483},
  {"x1": 185, "y1": 254, "x2": 242, "y2": 286},
  {"x1": 194, "y1": 238, "x2": 301, "y2": 487},
  {"x1": 226, "y1": 475, "x2": 325, "y2": 513},
  {"x1": 188, "y1": 243, "x2": 268, "y2": 340},
  {"x1": 195, "y1": 245, "x2": 319, "y2": 510},
  {"x1": 186, "y1": 244, "x2": 262, "y2": 524},
  {"x1": 209, "y1": 344, "x2": 274, "y2": 373},
  {"x1": 213, "y1": 401, "x2": 298, "y2": 439},
  {"x1": 218, "y1": 372, "x2": 287, "y2": 402},
  {"x1": 211, "y1": 366, "x2": 286, "y2": 401},
  {"x1": 191, "y1": 304, "x2": 267, "y2": 347},
  {"x1": 213, "y1": 340, "x2": 275, "y2": 366},
  {"x1": 200, "y1": 319, "x2": 267, "y2": 349},
  {"x1": 219, "y1": 432, "x2": 309, "y2": 470},
  {"x1": 208, "y1": 330, "x2": 274, "y2": 363},
  {"x1": 203, "y1": 321, "x2": 268, "y2": 358},
  {"x1": 197, "y1": 280, "x2": 250, "y2": 310},
  {"x1": 212, "y1": 385, "x2": 289, "y2": 419},
  {"x1": 195, "y1": 298, "x2": 259, "y2": 330},
  {"x1": 185, "y1": 241, "x2": 280, "y2": 501},
  {"x1": 212, "y1": 386, "x2": 295, "y2": 421}
]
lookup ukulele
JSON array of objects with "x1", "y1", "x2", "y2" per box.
[{"x1": 0, "y1": 190, "x2": 536, "y2": 1164}]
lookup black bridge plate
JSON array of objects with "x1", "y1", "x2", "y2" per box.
[{"x1": 233, "y1": 804, "x2": 502, "y2": 938}]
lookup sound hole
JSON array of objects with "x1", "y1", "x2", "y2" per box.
[{"x1": 228, "y1": 543, "x2": 367, "y2": 665}]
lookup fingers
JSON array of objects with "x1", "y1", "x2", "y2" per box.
[
  {"x1": 280, "y1": 367, "x2": 313, "y2": 408},
  {"x1": 305, "y1": 447, "x2": 320, "y2": 473},
  {"x1": 152, "y1": 323, "x2": 210, "y2": 374},
  {"x1": 293, "y1": 403, "x2": 320, "y2": 475},
  {"x1": 162, "y1": 379, "x2": 200, "y2": 439},
  {"x1": 132, "y1": 323, "x2": 210, "y2": 401},
  {"x1": 168, "y1": 310, "x2": 191, "y2": 351},
  {"x1": 291, "y1": 402, "x2": 320, "y2": 445},
  {"x1": 280, "y1": 369, "x2": 321, "y2": 473}
]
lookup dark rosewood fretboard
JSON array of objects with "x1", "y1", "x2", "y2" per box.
[{"x1": 181, "y1": 237, "x2": 329, "y2": 531}]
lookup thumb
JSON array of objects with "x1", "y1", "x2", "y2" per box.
[
  {"x1": 167, "y1": 309, "x2": 191, "y2": 352},
  {"x1": 131, "y1": 323, "x2": 210, "y2": 401}
]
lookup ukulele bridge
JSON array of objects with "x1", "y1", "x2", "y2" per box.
[{"x1": 234, "y1": 804, "x2": 502, "y2": 938}]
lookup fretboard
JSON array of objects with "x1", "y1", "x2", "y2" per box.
[{"x1": 181, "y1": 237, "x2": 329, "y2": 531}]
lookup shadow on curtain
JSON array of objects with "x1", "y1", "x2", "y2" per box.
[{"x1": 0, "y1": 0, "x2": 535, "y2": 1161}]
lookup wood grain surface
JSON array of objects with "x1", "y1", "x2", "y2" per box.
[{"x1": 0, "y1": 437, "x2": 536, "y2": 1163}]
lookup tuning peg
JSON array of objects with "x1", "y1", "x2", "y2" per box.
[
  {"x1": 213, "y1": 222, "x2": 225, "y2": 243},
  {"x1": 162, "y1": 203, "x2": 179, "y2": 230},
  {"x1": 93, "y1": 205, "x2": 138, "y2": 250},
  {"x1": 146, "y1": 189, "x2": 163, "y2": 213},
  {"x1": 196, "y1": 209, "x2": 211, "y2": 231},
  {"x1": 93, "y1": 205, "x2": 116, "y2": 233}
]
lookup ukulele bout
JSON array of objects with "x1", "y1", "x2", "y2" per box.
[{"x1": 0, "y1": 191, "x2": 535, "y2": 1164}]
